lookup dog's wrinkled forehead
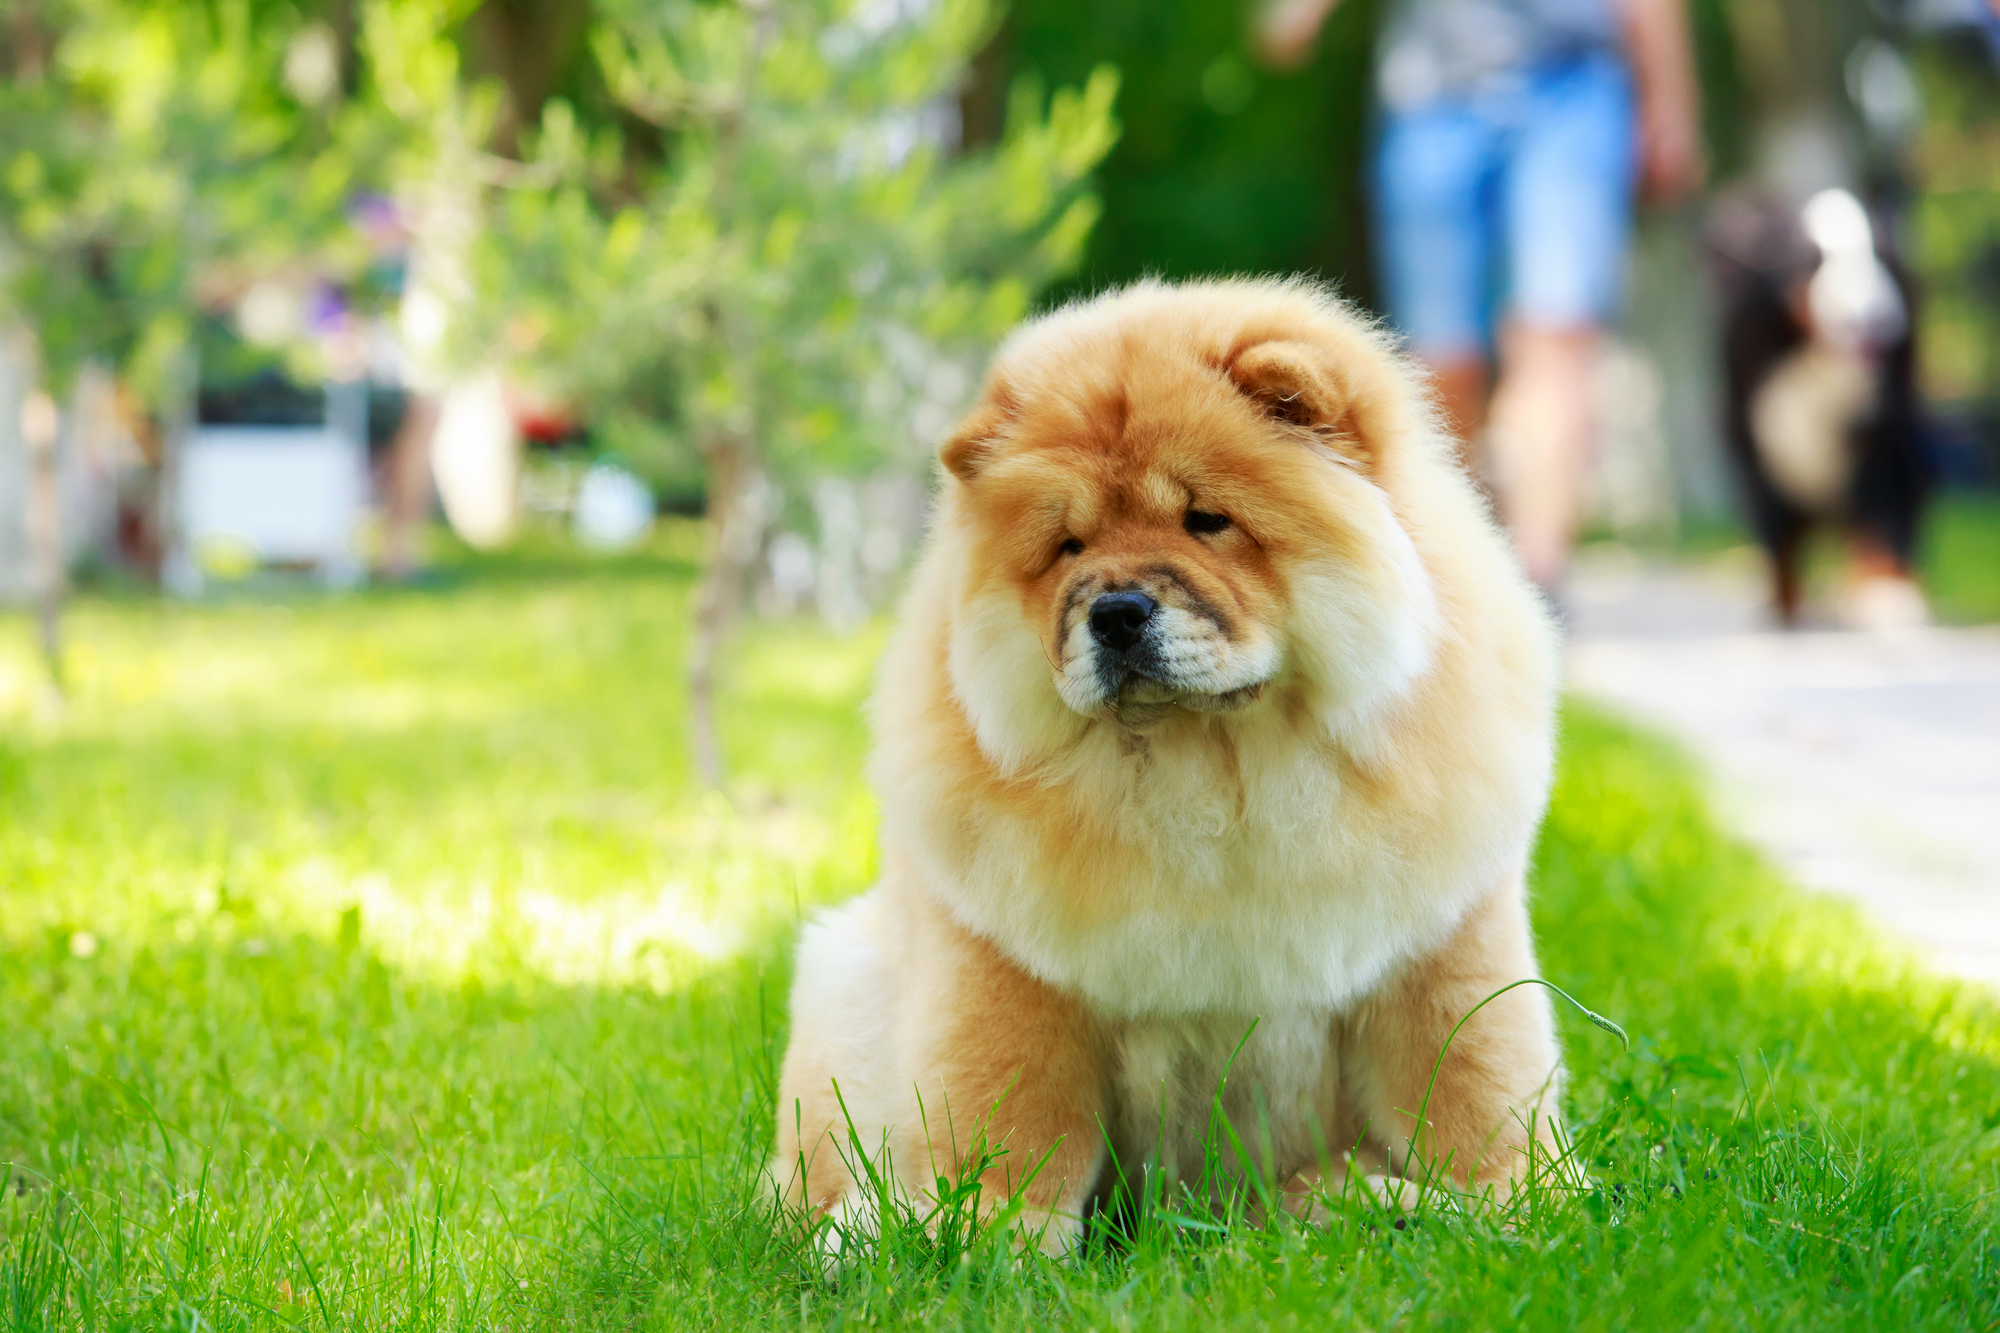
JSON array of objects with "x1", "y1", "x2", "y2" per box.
[
  {"x1": 1052, "y1": 459, "x2": 1191, "y2": 533},
  {"x1": 941, "y1": 316, "x2": 1377, "y2": 495},
  {"x1": 968, "y1": 370, "x2": 1196, "y2": 481}
]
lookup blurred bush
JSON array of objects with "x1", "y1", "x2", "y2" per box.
[
  {"x1": 1909, "y1": 29, "x2": 2000, "y2": 456},
  {"x1": 973, "y1": 0, "x2": 1380, "y2": 298},
  {"x1": 0, "y1": 0, "x2": 392, "y2": 402},
  {"x1": 0, "y1": 0, "x2": 1115, "y2": 432},
  {"x1": 422, "y1": 0, "x2": 1119, "y2": 779}
]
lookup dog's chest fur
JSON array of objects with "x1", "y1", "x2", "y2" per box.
[
  {"x1": 1102, "y1": 1009, "x2": 1337, "y2": 1188},
  {"x1": 904, "y1": 705, "x2": 1524, "y2": 1021}
]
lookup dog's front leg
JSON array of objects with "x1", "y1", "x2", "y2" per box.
[
  {"x1": 1346, "y1": 876, "x2": 1567, "y2": 1208},
  {"x1": 888, "y1": 884, "x2": 1108, "y2": 1256}
]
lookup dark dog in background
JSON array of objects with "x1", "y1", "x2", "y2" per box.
[{"x1": 1710, "y1": 187, "x2": 1930, "y2": 628}]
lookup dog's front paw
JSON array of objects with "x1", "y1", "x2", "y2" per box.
[
  {"x1": 1005, "y1": 1206, "x2": 1083, "y2": 1259},
  {"x1": 807, "y1": 1189, "x2": 883, "y2": 1272},
  {"x1": 1360, "y1": 1172, "x2": 1428, "y2": 1215},
  {"x1": 1281, "y1": 1166, "x2": 1432, "y2": 1226},
  {"x1": 1280, "y1": 1166, "x2": 1336, "y2": 1226}
]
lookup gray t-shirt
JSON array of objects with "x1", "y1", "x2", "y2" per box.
[{"x1": 1377, "y1": 0, "x2": 1624, "y2": 108}]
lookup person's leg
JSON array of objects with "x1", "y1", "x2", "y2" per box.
[
  {"x1": 1491, "y1": 56, "x2": 1637, "y2": 594},
  {"x1": 1429, "y1": 355, "x2": 1490, "y2": 473},
  {"x1": 1486, "y1": 323, "x2": 1600, "y2": 588},
  {"x1": 1371, "y1": 103, "x2": 1498, "y2": 461}
]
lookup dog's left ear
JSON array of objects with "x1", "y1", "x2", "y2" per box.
[
  {"x1": 1228, "y1": 339, "x2": 1374, "y2": 470},
  {"x1": 938, "y1": 381, "x2": 1018, "y2": 483}
]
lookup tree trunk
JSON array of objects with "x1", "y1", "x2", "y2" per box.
[
  {"x1": 685, "y1": 4, "x2": 777, "y2": 789},
  {"x1": 158, "y1": 343, "x2": 200, "y2": 596},
  {"x1": 687, "y1": 427, "x2": 761, "y2": 789}
]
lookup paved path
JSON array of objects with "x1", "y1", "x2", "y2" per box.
[{"x1": 1566, "y1": 546, "x2": 2000, "y2": 986}]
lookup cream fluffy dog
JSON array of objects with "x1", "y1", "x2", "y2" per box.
[{"x1": 773, "y1": 278, "x2": 1564, "y2": 1253}]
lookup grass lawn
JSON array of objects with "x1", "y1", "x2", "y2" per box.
[
  {"x1": 4, "y1": 534, "x2": 1999, "y2": 1330},
  {"x1": 1925, "y1": 492, "x2": 2000, "y2": 625}
]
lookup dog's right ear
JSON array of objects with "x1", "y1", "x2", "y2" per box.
[
  {"x1": 938, "y1": 384, "x2": 1016, "y2": 483},
  {"x1": 1226, "y1": 338, "x2": 1377, "y2": 470}
]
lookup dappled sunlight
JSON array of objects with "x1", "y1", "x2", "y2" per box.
[
  {"x1": 0, "y1": 566, "x2": 882, "y2": 1001},
  {"x1": 0, "y1": 799, "x2": 867, "y2": 997},
  {"x1": 10, "y1": 604, "x2": 609, "y2": 738},
  {"x1": 0, "y1": 618, "x2": 43, "y2": 722},
  {"x1": 3, "y1": 610, "x2": 514, "y2": 737},
  {"x1": 278, "y1": 791, "x2": 877, "y2": 993}
]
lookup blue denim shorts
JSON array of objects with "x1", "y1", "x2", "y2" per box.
[{"x1": 1372, "y1": 54, "x2": 1637, "y2": 359}]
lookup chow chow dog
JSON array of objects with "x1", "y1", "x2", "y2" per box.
[{"x1": 773, "y1": 278, "x2": 1565, "y2": 1254}]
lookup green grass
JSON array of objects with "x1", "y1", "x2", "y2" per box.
[
  {"x1": 4, "y1": 535, "x2": 1999, "y2": 1330},
  {"x1": 1924, "y1": 492, "x2": 2000, "y2": 624}
]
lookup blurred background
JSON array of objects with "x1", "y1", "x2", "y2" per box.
[
  {"x1": 0, "y1": 0, "x2": 1998, "y2": 816},
  {"x1": 2, "y1": 0, "x2": 1997, "y2": 625},
  {"x1": 1, "y1": 0, "x2": 1997, "y2": 638}
]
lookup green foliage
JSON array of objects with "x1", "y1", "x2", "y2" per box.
[
  {"x1": 995, "y1": 0, "x2": 1380, "y2": 302},
  {"x1": 0, "y1": 0, "x2": 1115, "y2": 484},
  {"x1": 1908, "y1": 34, "x2": 2000, "y2": 412},
  {"x1": 455, "y1": 0, "x2": 1119, "y2": 491},
  {"x1": 0, "y1": 0, "x2": 396, "y2": 398},
  {"x1": 1922, "y1": 492, "x2": 2000, "y2": 624},
  {"x1": 2, "y1": 543, "x2": 1998, "y2": 1328}
]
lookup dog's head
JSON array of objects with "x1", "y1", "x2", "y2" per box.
[{"x1": 935, "y1": 280, "x2": 1447, "y2": 772}]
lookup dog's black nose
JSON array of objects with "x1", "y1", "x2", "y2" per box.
[{"x1": 1089, "y1": 591, "x2": 1157, "y2": 652}]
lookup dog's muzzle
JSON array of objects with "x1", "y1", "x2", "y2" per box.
[{"x1": 1062, "y1": 587, "x2": 1268, "y2": 724}]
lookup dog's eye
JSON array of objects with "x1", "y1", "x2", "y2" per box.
[
  {"x1": 1059, "y1": 537, "x2": 1085, "y2": 557},
  {"x1": 1184, "y1": 510, "x2": 1231, "y2": 536}
]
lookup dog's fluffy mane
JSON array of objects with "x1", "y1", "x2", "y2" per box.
[{"x1": 862, "y1": 276, "x2": 1558, "y2": 1017}]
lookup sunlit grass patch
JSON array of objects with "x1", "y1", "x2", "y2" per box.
[
  {"x1": 0, "y1": 540, "x2": 878, "y2": 999},
  {"x1": 3, "y1": 544, "x2": 1998, "y2": 1330}
]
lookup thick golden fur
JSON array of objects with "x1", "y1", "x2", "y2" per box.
[{"x1": 773, "y1": 278, "x2": 1564, "y2": 1252}]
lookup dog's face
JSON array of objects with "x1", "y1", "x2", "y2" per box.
[
  {"x1": 936, "y1": 285, "x2": 1443, "y2": 771},
  {"x1": 1041, "y1": 493, "x2": 1281, "y2": 725}
]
